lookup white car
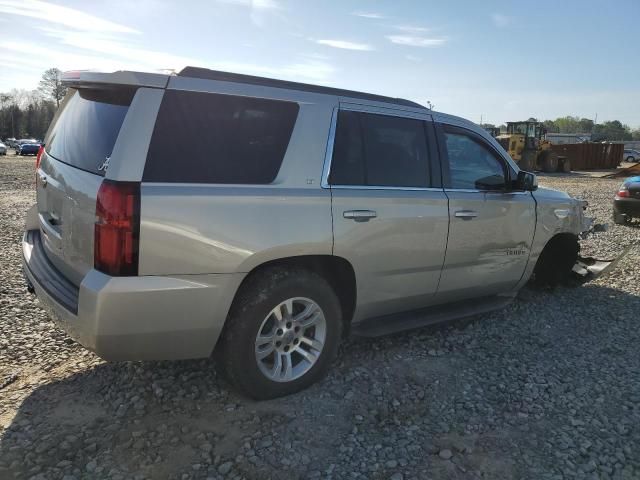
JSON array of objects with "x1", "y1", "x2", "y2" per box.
[
  {"x1": 624, "y1": 149, "x2": 640, "y2": 162},
  {"x1": 0, "y1": 142, "x2": 7, "y2": 155}
]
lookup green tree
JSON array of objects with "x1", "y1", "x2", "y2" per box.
[
  {"x1": 543, "y1": 119, "x2": 558, "y2": 133},
  {"x1": 578, "y1": 118, "x2": 594, "y2": 133},
  {"x1": 38, "y1": 68, "x2": 67, "y2": 108},
  {"x1": 0, "y1": 90, "x2": 56, "y2": 139},
  {"x1": 592, "y1": 121, "x2": 632, "y2": 142}
]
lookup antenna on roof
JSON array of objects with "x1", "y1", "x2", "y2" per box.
[{"x1": 426, "y1": 101, "x2": 435, "y2": 111}]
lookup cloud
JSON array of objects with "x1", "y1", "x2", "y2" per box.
[
  {"x1": 215, "y1": 0, "x2": 281, "y2": 26},
  {"x1": 0, "y1": 0, "x2": 333, "y2": 91},
  {"x1": 316, "y1": 39, "x2": 374, "y2": 51},
  {"x1": 395, "y1": 25, "x2": 429, "y2": 33},
  {"x1": 352, "y1": 11, "x2": 385, "y2": 19},
  {"x1": 216, "y1": 0, "x2": 280, "y2": 8},
  {"x1": 386, "y1": 35, "x2": 446, "y2": 47},
  {"x1": 0, "y1": 34, "x2": 335, "y2": 91},
  {"x1": 0, "y1": 0, "x2": 139, "y2": 34},
  {"x1": 405, "y1": 54, "x2": 422, "y2": 63},
  {"x1": 491, "y1": 13, "x2": 512, "y2": 27}
]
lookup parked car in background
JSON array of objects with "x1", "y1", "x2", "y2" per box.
[
  {"x1": 5, "y1": 138, "x2": 18, "y2": 148},
  {"x1": 15, "y1": 140, "x2": 41, "y2": 156},
  {"x1": 23, "y1": 67, "x2": 593, "y2": 399},
  {"x1": 624, "y1": 149, "x2": 640, "y2": 162},
  {"x1": 613, "y1": 176, "x2": 640, "y2": 224},
  {"x1": 0, "y1": 142, "x2": 7, "y2": 155}
]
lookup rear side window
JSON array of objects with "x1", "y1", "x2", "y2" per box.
[
  {"x1": 143, "y1": 90, "x2": 299, "y2": 184},
  {"x1": 329, "y1": 110, "x2": 430, "y2": 188},
  {"x1": 46, "y1": 88, "x2": 134, "y2": 176}
]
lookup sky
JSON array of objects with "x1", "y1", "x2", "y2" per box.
[{"x1": 1, "y1": 0, "x2": 639, "y2": 128}]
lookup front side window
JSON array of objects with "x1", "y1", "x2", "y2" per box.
[
  {"x1": 329, "y1": 110, "x2": 430, "y2": 188},
  {"x1": 444, "y1": 128, "x2": 506, "y2": 190}
]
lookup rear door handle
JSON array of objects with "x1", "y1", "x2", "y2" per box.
[
  {"x1": 454, "y1": 210, "x2": 478, "y2": 220},
  {"x1": 343, "y1": 210, "x2": 377, "y2": 222}
]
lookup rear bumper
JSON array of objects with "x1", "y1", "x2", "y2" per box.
[
  {"x1": 614, "y1": 197, "x2": 640, "y2": 217},
  {"x1": 23, "y1": 229, "x2": 244, "y2": 361}
]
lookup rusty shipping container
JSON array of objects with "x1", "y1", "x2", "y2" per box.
[{"x1": 550, "y1": 143, "x2": 623, "y2": 170}]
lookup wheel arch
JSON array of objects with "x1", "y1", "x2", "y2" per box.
[
  {"x1": 531, "y1": 232, "x2": 579, "y2": 285},
  {"x1": 231, "y1": 255, "x2": 357, "y2": 336}
]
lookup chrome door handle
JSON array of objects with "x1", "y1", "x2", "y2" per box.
[
  {"x1": 344, "y1": 210, "x2": 377, "y2": 222},
  {"x1": 454, "y1": 210, "x2": 478, "y2": 220}
]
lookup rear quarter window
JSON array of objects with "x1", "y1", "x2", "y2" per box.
[
  {"x1": 143, "y1": 90, "x2": 299, "y2": 184},
  {"x1": 46, "y1": 88, "x2": 134, "y2": 176}
]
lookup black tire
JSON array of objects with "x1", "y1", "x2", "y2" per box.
[
  {"x1": 626, "y1": 156, "x2": 634, "y2": 162},
  {"x1": 613, "y1": 210, "x2": 629, "y2": 225},
  {"x1": 219, "y1": 267, "x2": 343, "y2": 400},
  {"x1": 540, "y1": 150, "x2": 559, "y2": 173}
]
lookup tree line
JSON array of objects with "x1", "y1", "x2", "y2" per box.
[
  {"x1": 0, "y1": 68, "x2": 67, "y2": 141},
  {"x1": 542, "y1": 116, "x2": 639, "y2": 142},
  {"x1": 484, "y1": 116, "x2": 640, "y2": 142}
]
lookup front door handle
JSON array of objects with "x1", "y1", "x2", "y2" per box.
[
  {"x1": 454, "y1": 210, "x2": 478, "y2": 220},
  {"x1": 344, "y1": 210, "x2": 377, "y2": 222}
]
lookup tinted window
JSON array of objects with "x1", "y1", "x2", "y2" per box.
[
  {"x1": 329, "y1": 110, "x2": 430, "y2": 187},
  {"x1": 328, "y1": 111, "x2": 365, "y2": 185},
  {"x1": 444, "y1": 129, "x2": 506, "y2": 190},
  {"x1": 46, "y1": 88, "x2": 134, "y2": 175},
  {"x1": 144, "y1": 90, "x2": 299, "y2": 184}
]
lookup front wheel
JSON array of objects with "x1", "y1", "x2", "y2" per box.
[
  {"x1": 219, "y1": 267, "x2": 343, "y2": 399},
  {"x1": 540, "y1": 150, "x2": 559, "y2": 173}
]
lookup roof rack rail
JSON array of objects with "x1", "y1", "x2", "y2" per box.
[{"x1": 178, "y1": 66, "x2": 426, "y2": 110}]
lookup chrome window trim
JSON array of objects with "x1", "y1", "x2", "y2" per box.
[
  {"x1": 338, "y1": 102, "x2": 432, "y2": 120},
  {"x1": 332, "y1": 185, "x2": 445, "y2": 192},
  {"x1": 320, "y1": 104, "x2": 435, "y2": 190},
  {"x1": 320, "y1": 107, "x2": 338, "y2": 189},
  {"x1": 445, "y1": 188, "x2": 531, "y2": 195}
]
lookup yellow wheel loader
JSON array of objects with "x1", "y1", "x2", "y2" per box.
[{"x1": 496, "y1": 121, "x2": 570, "y2": 173}]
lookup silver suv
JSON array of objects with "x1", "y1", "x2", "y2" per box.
[{"x1": 23, "y1": 67, "x2": 592, "y2": 399}]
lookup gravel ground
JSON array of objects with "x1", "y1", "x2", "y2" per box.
[{"x1": 1, "y1": 155, "x2": 639, "y2": 480}]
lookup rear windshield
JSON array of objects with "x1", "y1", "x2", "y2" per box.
[
  {"x1": 143, "y1": 90, "x2": 299, "y2": 184},
  {"x1": 46, "y1": 88, "x2": 134, "y2": 175}
]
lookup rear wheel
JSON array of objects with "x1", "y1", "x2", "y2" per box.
[
  {"x1": 540, "y1": 150, "x2": 559, "y2": 173},
  {"x1": 613, "y1": 210, "x2": 629, "y2": 225},
  {"x1": 219, "y1": 267, "x2": 342, "y2": 399}
]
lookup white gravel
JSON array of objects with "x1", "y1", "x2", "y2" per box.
[{"x1": 1, "y1": 157, "x2": 639, "y2": 480}]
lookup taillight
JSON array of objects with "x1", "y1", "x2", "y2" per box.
[
  {"x1": 617, "y1": 189, "x2": 629, "y2": 198},
  {"x1": 36, "y1": 145, "x2": 44, "y2": 169},
  {"x1": 94, "y1": 180, "x2": 140, "y2": 276},
  {"x1": 35, "y1": 146, "x2": 44, "y2": 186}
]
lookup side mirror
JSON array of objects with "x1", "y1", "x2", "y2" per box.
[{"x1": 516, "y1": 170, "x2": 538, "y2": 191}]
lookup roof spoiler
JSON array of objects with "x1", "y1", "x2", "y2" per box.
[{"x1": 61, "y1": 70, "x2": 170, "y2": 89}]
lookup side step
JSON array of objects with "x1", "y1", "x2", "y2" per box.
[{"x1": 351, "y1": 295, "x2": 514, "y2": 338}]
